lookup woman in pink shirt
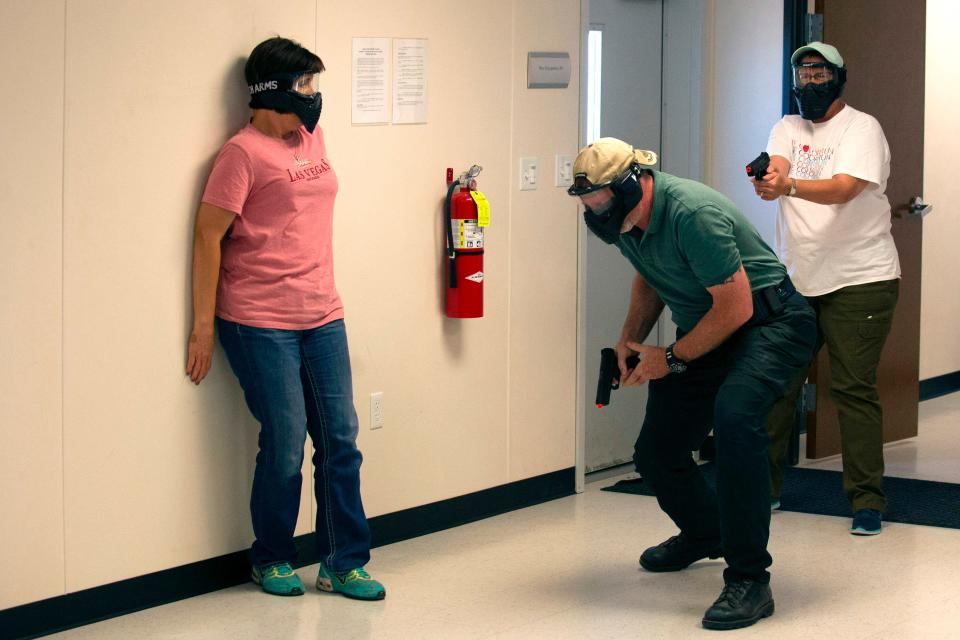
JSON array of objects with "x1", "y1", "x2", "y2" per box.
[{"x1": 186, "y1": 36, "x2": 384, "y2": 601}]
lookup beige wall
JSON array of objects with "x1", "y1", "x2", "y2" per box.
[
  {"x1": 317, "y1": 0, "x2": 579, "y2": 514},
  {"x1": 920, "y1": 0, "x2": 960, "y2": 379},
  {"x1": 0, "y1": 0, "x2": 66, "y2": 609},
  {"x1": 507, "y1": 2, "x2": 580, "y2": 480},
  {"x1": 59, "y1": 0, "x2": 319, "y2": 596},
  {"x1": 1, "y1": 0, "x2": 579, "y2": 609}
]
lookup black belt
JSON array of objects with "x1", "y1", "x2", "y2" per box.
[{"x1": 748, "y1": 276, "x2": 797, "y2": 326}]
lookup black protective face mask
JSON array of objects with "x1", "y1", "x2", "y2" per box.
[
  {"x1": 251, "y1": 90, "x2": 323, "y2": 132},
  {"x1": 582, "y1": 169, "x2": 644, "y2": 244},
  {"x1": 286, "y1": 91, "x2": 323, "y2": 132},
  {"x1": 583, "y1": 203, "x2": 630, "y2": 244},
  {"x1": 791, "y1": 62, "x2": 846, "y2": 121},
  {"x1": 793, "y1": 82, "x2": 841, "y2": 120}
]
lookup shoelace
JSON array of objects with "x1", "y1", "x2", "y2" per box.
[
  {"x1": 662, "y1": 535, "x2": 683, "y2": 548},
  {"x1": 336, "y1": 568, "x2": 372, "y2": 584},
  {"x1": 263, "y1": 564, "x2": 294, "y2": 579},
  {"x1": 713, "y1": 581, "x2": 750, "y2": 608}
]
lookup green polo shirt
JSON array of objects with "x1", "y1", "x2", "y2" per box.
[{"x1": 616, "y1": 171, "x2": 786, "y2": 333}]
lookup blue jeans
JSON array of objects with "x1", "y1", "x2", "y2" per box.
[{"x1": 216, "y1": 318, "x2": 371, "y2": 572}]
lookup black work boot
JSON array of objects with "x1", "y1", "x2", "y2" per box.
[
  {"x1": 639, "y1": 534, "x2": 723, "y2": 572},
  {"x1": 701, "y1": 579, "x2": 774, "y2": 630}
]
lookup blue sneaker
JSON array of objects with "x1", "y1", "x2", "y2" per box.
[
  {"x1": 850, "y1": 509, "x2": 882, "y2": 535},
  {"x1": 251, "y1": 562, "x2": 305, "y2": 596}
]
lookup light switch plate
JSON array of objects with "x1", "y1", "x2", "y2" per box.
[
  {"x1": 556, "y1": 154, "x2": 573, "y2": 187},
  {"x1": 520, "y1": 157, "x2": 538, "y2": 191}
]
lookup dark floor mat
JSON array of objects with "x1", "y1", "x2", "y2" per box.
[{"x1": 602, "y1": 463, "x2": 960, "y2": 529}]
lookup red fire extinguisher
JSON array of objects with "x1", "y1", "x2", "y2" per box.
[{"x1": 444, "y1": 165, "x2": 488, "y2": 318}]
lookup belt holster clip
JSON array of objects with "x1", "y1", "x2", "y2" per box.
[{"x1": 761, "y1": 285, "x2": 784, "y2": 316}]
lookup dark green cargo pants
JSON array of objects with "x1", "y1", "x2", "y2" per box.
[{"x1": 767, "y1": 278, "x2": 900, "y2": 512}]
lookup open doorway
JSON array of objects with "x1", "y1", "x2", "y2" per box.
[
  {"x1": 575, "y1": 0, "x2": 665, "y2": 486},
  {"x1": 574, "y1": 0, "x2": 708, "y2": 491},
  {"x1": 787, "y1": 1, "x2": 960, "y2": 491}
]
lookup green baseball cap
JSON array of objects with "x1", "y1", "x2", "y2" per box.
[{"x1": 791, "y1": 41, "x2": 844, "y2": 67}]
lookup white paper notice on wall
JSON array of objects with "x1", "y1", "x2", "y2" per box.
[
  {"x1": 393, "y1": 38, "x2": 428, "y2": 124},
  {"x1": 352, "y1": 38, "x2": 390, "y2": 125},
  {"x1": 527, "y1": 52, "x2": 571, "y2": 89}
]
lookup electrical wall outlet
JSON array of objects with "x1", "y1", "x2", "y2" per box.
[{"x1": 370, "y1": 392, "x2": 384, "y2": 430}]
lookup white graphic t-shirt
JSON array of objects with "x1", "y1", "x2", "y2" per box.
[{"x1": 767, "y1": 105, "x2": 900, "y2": 296}]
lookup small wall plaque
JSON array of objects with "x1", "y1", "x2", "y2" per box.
[{"x1": 527, "y1": 52, "x2": 571, "y2": 89}]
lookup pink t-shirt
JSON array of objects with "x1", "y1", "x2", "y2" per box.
[{"x1": 201, "y1": 123, "x2": 343, "y2": 329}]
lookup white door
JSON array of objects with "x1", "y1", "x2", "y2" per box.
[{"x1": 582, "y1": 0, "x2": 664, "y2": 472}]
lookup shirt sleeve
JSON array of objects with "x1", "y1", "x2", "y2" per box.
[
  {"x1": 766, "y1": 118, "x2": 793, "y2": 163},
  {"x1": 676, "y1": 205, "x2": 742, "y2": 288},
  {"x1": 201, "y1": 143, "x2": 254, "y2": 215},
  {"x1": 831, "y1": 114, "x2": 889, "y2": 187}
]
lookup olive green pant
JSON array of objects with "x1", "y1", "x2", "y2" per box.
[{"x1": 767, "y1": 279, "x2": 900, "y2": 513}]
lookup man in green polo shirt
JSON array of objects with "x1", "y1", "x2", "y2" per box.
[{"x1": 569, "y1": 138, "x2": 816, "y2": 631}]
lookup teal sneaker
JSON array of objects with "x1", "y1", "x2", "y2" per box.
[
  {"x1": 251, "y1": 562, "x2": 305, "y2": 596},
  {"x1": 770, "y1": 499, "x2": 781, "y2": 512},
  {"x1": 850, "y1": 509, "x2": 882, "y2": 536},
  {"x1": 316, "y1": 564, "x2": 386, "y2": 600}
]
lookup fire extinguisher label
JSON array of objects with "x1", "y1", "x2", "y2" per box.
[
  {"x1": 452, "y1": 220, "x2": 484, "y2": 249},
  {"x1": 470, "y1": 191, "x2": 491, "y2": 227},
  {"x1": 465, "y1": 271, "x2": 484, "y2": 283}
]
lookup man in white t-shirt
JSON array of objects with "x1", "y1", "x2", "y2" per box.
[{"x1": 753, "y1": 42, "x2": 900, "y2": 536}]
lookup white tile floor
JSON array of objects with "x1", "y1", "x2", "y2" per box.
[{"x1": 49, "y1": 394, "x2": 960, "y2": 639}]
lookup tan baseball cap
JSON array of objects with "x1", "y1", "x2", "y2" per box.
[
  {"x1": 569, "y1": 138, "x2": 658, "y2": 194},
  {"x1": 791, "y1": 41, "x2": 844, "y2": 67}
]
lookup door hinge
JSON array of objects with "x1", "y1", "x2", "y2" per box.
[{"x1": 804, "y1": 13, "x2": 824, "y2": 44}]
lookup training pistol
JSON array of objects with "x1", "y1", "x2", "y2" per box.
[
  {"x1": 596, "y1": 348, "x2": 641, "y2": 408},
  {"x1": 745, "y1": 151, "x2": 770, "y2": 182}
]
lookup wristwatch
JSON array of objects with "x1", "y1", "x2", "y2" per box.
[
  {"x1": 664, "y1": 343, "x2": 688, "y2": 374},
  {"x1": 787, "y1": 178, "x2": 797, "y2": 197}
]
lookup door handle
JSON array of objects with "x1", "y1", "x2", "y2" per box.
[{"x1": 907, "y1": 195, "x2": 933, "y2": 218}]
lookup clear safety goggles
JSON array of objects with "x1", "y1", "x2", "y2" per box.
[
  {"x1": 576, "y1": 185, "x2": 616, "y2": 216},
  {"x1": 792, "y1": 62, "x2": 836, "y2": 88},
  {"x1": 568, "y1": 174, "x2": 608, "y2": 197},
  {"x1": 249, "y1": 71, "x2": 321, "y2": 97},
  {"x1": 290, "y1": 71, "x2": 321, "y2": 96}
]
